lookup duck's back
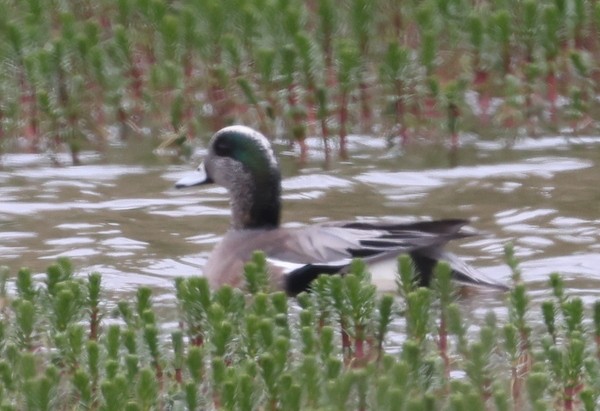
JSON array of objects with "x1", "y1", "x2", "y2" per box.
[{"x1": 202, "y1": 225, "x2": 362, "y2": 289}]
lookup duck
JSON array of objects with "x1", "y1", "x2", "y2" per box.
[{"x1": 175, "y1": 125, "x2": 507, "y2": 294}]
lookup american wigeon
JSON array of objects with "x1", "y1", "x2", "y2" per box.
[{"x1": 176, "y1": 125, "x2": 507, "y2": 294}]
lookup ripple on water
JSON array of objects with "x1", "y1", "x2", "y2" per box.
[
  {"x1": 0, "y1": 232, "x2": 41, "y2": 259},
  {"x1": 0, "y1": 202, "x2": 71, "y2": 215},
  {"x1": 42, "y1": 180, "x2": 97, "y2": 189},
  {"x1": 41, "y1": 248, "x2": 101, "y2": 259},
  {"x1": 518, "y1": 236, "x2": 555, "y2": 247},
  {"x1": 283, "y1": 191, "x2": 328, "y2": 200},
  {"x1": 153, "y1": 203, "x2": 229, "y2": 218},
  {"x1": 185, "y1": 233, "x2": 220, "y2": 245},
  {"x1": 511, "y1": 135, "x2": 600, "y2": 151},
  {"x1": 495, "y1": 208, "x2": 557, "y2": 225},
  {"x1": 0, "y1": 152, "x2": 101, "y2": 168},
  {"x1": 46, "y1": 237, "x2": 96, "y2": 246},
  {"x1": 0, "y1": 231, "x2": 37, "y2": 240},
  {"x1": 283, "y1": 174, "x2": 353, "y2": 190},
  {"x1": 100, "y1": 237, "x2": 149, "y2": 249},
  {"x1": 496, "y1": 208, "x2": 598, "y2": 250},
  {"x1": 56, "y1": 223, "x2": 103, "y2": 230},
  {"x1": 356, "y1": 156, "x2": 592, "y2": 188},
  {"x1": 144, "y1": 258, "x2": 206, "y2": 279},
  {"x1": 355, "y1": 171, "x2": 442, "y2": 189},
  {"x1": 84, "y1": 265, "x2": 176, "y2": 293},
  {"x1": 521, "y1": 253, "x2": 600, "y2": 283},
  {"x1": 14, "y1": 164, "x2": 147, "y2": 181}
]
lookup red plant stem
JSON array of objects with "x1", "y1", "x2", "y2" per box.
[
  {"x1": 511, "y1": 363, "x2": 521, "y2": 410},
  {"x1": 117, "y1": 105, "x2": 129, "y2": 140},
  {"x1": 503, "y1": 45, "x2": 511, "y2": 75},
  {"x1": 318, "y1": 315, "x2": 326, "y2": 331},
  {"x1": 97, "y1": 13, "x2": 111, "y2": 29},
  {"x1": 207, "y1": 82, "x2": 231, "y2": 131},
  {"x1": 287, "y1": 83, "x2": 308, "y2": 158},
  {"x1": 523, "y1": 51, "x2": 536, "y2": 136},
  {"x1": 424, "y1": 95, "x2": 439, "y2": 118},
  {"x1": 564, "y1": 383, "x2": 583, "y2": 411},
  {"x1": 0, "y1": 108, "x2": 3, "y2": 143},
  {"x1": 130, "y1": 65, "x2": 143, "y2": 99},
  {"x1": 122, "y1": 48, "x2": 148, "y2": 130},
  {"x1": 376, "y1": 338, "x2": 384, "y2": 363},
  {"x1": 287, "y1": 82, "x2": 298, "y2": 114},
  {"x1": 394, "y1": 81, "x2": 408, "y2": 145},
  {"x1": 181, "y1": 53, "x2": 197, "y2": 139},
  {"x1": 393, "y1": 9, "x2": 402, "y2": 38},
  {"x1": 524, "y1": 88, "x2": 534, "y2": 136},
  {"x1": 438, "y1": 318, "x2": 450, "y2": 381},
  {"x1": 519, "y1": 330, "x2": 531, "y2": 372},
  {"x1": 397, "y1": 106, "x2": 409, "y2": 146},
  {"x1": 154, "y1": 359, "x2": 163, "y2": 390},
  {"x1": 448, "y1": 102, "x2": 460, "y2": 149},
  {"x1": 183, "y1": 104, "x2": 196, "y2": 139},
  {"x1": 129, "y1": 59, "x2": 144, "y2": 121},
  {"x1": 93, "y1": 89, "x2": 107, "y2": 149},
  {"x1": 354, "y1": 325, "x2": 365, "y2": 364},
  {"x1": 58, "y1": 62, "x2": 82, "y2": 165},
  {"x1": 322, "y1": 32, "x2": 335, "y2": 90},
  {"x1": 89, "y1": 307, "x2": 99, "y2": 341},
  {"x1": 512, "y1": 331, "x2": 531, "y2": 410},
  {"x1": 338, "y1": 91, "x2": 348, "y2": 158},
  {"x1": 482, "y1": 378, "x2": 493, "y2": 402},
  {"x1": 192, "y1": 333, "x2": 204, "y2": 347},
  {"x1": 340, "y1": 318, "x2": 352, "y2": 366},
  {"x1": 305, "y1": 85, "x2": 317, "y2": 136},
  {"x1": 19, "y1": 70, "x2": 39, "y2": 151},
  {"x1": 359, "y1": 80, "x2": 372, "y2": 132},
  {"x1": 319, "y1": 112, "x2": 330, "y2": 162},
  {"x1": 183, "y1": 52, "x2": 194, "y2": 80},
  {"x1": 546, "y1": 65, "x2": 558, "y2": 125},
  {"x1": 564, "y1": 389, "x2": 573, "y2": 411},
  {"x1": 474, "y1": 69, "x2": 490, "y2": 123}
]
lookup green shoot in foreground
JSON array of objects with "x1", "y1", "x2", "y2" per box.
[{"x1": 0, "y1": 245, "x2": 599, "y2": 410}]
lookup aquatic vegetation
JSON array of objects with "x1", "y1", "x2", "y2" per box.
[
  {"x1": 0, "y1": 247, "x2": 599, "y2": 410},
  {"x1": 0, "y1": 0, "x2": 599, "y2": 162}
]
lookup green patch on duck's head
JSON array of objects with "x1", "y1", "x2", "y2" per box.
[{"x1": 210, "y1": 125, "x2": 278, "y2": 175}]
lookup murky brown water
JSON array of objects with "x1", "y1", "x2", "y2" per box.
[{"x1": 1, "y1": 134, "x2": 599, "y2": 321}]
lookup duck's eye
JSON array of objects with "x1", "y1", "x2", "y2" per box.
[{"x1": 213, "y1": 138, "x2": 232, "y2": 157}]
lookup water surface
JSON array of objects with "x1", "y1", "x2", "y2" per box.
[{"x1": 1, "y1": 135, "x2": 599, "y2": 321}]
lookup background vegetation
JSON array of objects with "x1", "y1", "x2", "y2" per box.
[{"x1": 1, "y1": 0, "x2": 599, "y2": 164}]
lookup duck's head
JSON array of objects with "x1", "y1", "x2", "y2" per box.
[{"x1": 176, "y1": 126, "x2": 282, "y2": 229}]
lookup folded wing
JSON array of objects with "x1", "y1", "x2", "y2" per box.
[{"x1": 259, "y1": 219, "x2": 506, "y2": 294}]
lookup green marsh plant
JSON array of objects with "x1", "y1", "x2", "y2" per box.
[
  {"x1": 2, "y1": 250, "x2": 600, "y2": 409},
  {"x1": 1, "y1": 0, "x2": 600, "y2": 162}
]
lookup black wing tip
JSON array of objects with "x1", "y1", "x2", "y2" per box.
[
  {"x1": 342, "y1": 219, "x2": 474, "y2": 234},
  {"x1": 284, "y1": 264, "x2": 344, "y2": 296},
  {"x1": 452, "y1": 271, "x2": 511, "y2": 291},
  {"x1": 410, "y1": 252, "x2": 509, "y2": 291}
]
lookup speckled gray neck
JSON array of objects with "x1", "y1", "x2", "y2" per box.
[{"x1": 226, "y1": 160, "x2": 281, "y2": 230}]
